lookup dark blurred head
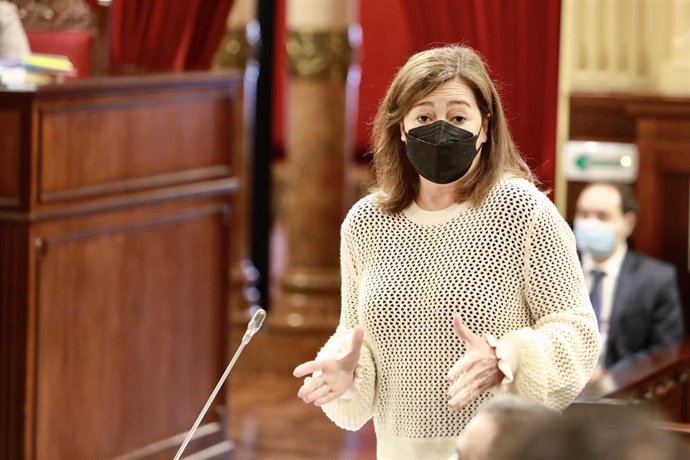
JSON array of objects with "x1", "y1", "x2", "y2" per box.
[
  {"x1": 450, "y1": 394, "x2": 559, "y2": 460},
  {"x1": 493, "y1": 404, "x2": 688, "y2": 460}
]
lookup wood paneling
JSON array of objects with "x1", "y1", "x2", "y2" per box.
[
  {"x1": 0, "y1": 223, "x2": 30, "y2": 460},
  {"x1": 38, "y1": 91, "x2": 232, "y2": 201},
  {"x1": 0, "y1": 109, "x2": 25, "y2": 206},
  {"x1": 569, "y1": 93, "x2": 636, "y2": 142},
  {"x1": 34, "y1": 206, "x2": 227, "y2": 458},
  {"x1": 0, "y1": 73, "x2": 242, "y2": 460}
]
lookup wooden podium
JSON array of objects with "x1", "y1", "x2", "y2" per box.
[{"x1": 0, "y1": 73, "x2": 242, "y2": 459}]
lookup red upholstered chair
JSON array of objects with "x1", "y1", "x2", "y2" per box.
[{"x1": 25, "y1": 29, "x2": 94, "y2": 78}]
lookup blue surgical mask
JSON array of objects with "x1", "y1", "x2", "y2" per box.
[{"x1": 573, "y1": 218, "x2": 617, "y2": 260}]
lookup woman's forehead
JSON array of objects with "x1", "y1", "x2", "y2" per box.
[{"x1": 411, "y1": 79, "x2": 477, "y2": 109}]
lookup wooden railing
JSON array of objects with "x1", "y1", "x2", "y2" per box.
[
  {"x1": 574, "y1": 339, "x2": 690, "y2": 449},
  {"x1": 577, "y1": 338, "x2": 690, "y2": 422}
]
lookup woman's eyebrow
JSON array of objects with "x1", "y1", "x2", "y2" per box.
[
  {"x1": 448, "y1": 100, "x2": 471, "y2": 109},
  {"x1": 411, "y1": 100, "x2": 434, "y2": 109},
  {"x1": 411, "y1": 99, "x2": 472, "y2": 110}
]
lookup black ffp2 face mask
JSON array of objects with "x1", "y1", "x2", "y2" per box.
[{"x1": 404, "y1": 120, "x2": 483, "y2": 184}]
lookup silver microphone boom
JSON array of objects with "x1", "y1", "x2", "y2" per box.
[{"x1": 174, "y1": 308, "x2": 267, "y2": 460}]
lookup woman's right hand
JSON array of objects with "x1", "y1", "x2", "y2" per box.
[{"x1": 293, "y1": 327, "x2": 364, "y2": 407}]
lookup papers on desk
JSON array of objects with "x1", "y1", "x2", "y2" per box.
[
  {"x1": 0, "y1": 53, "x2": 76, "y2": 86},
  {"x1": 25, "y1": 53, "x2": 75, "y2": 73}
]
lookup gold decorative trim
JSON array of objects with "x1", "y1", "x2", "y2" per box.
[
  {"x1": 286, "y1": 29, "x2": 354, "y2": 80},
  {"x1": 638, "y1": 372, "x2": 685, "y2": 401},
  {"x1": 12, "y1": 0, "x2": 94, "y2": 30},
  {"x1": 214, "y1": 27, "x2": 250, "y2": 70}
]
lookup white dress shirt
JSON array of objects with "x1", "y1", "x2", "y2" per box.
[{"x1": 581, "y1": 243, "x2": 628, "y2": 369}]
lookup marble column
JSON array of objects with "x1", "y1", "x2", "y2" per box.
[
  {"x1": 659, "y1": 0, "x2": 690, "y2": 92},
  {"x1": 273, "y1": 0, "x2": 361, "y2": 331},
  {"x1": 213, "y1": 0, "x2": 261, "y2": 326}
]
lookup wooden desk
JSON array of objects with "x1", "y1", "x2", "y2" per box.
[
  {"x1": 578, "y1": 339, "x2": 690, "y2": 422},
  {"x1": 0, "y1": 73, "x2": 242, "y2": 459}
]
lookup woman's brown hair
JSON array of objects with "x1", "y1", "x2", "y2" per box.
[{"x1": 371, "y1": 44, "x2": 536, "y2": 213}]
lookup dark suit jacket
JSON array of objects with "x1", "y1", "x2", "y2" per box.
[{"x1": 605, "y1": 250, "x2": 685, "y2": 370}]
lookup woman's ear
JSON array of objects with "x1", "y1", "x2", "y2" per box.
[
  {"x1": 399, "y1": 121, "x2": 407, "y2": 143},
  {"x1": 480, "y1": 115, "x2": 490, "y2": 144}
]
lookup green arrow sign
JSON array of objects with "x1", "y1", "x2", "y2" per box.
[{"x1": 575, "y1": 154, "x2": 624, "y2": 170}]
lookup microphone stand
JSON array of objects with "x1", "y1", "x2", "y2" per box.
[{"x1": 173, "y1": 309, "x2": 266, "y2": 460}]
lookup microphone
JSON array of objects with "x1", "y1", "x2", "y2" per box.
[
  {"x1": 242, "y1": 308, "x2": 266, "y2": 344},
  {"x1": 174, "y1": 308, "x2": 267, "y2": 460}
]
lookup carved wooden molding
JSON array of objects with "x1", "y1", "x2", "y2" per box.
[
  {"x1": 639, "y1": 370, "x2": 690, "y2": 402},
  {"x1": 10, "y1": 0, "x2": 94, "y2": 30}
]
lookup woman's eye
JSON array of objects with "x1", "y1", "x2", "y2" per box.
[
  {"x1": 452, "y1": 116, "x2": 466, "y2": 124},
  {"x1": 416, "y1": 115, "x2": 432, "y2": 123}
]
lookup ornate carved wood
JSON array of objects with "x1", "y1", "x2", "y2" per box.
[
  {"x1": 578, "y1": 339, "x2": 690, "y2": 422},
  {"x1": 10, "y1": 0, "x2": 94, "y2": 30}
]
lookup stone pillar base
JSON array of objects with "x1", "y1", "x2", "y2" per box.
[{"x1": 269, "y1": 266, "x2": 340, "y2": 331}]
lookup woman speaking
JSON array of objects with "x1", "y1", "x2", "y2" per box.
[{"x1": 293, "y1": 44, "x2": 599, "y2": 460}]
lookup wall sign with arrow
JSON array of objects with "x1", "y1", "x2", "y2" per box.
[{"x1": 564, "y1": 140, "x2": 638, "y2": 183}]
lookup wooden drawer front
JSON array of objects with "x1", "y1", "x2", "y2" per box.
[
  {"x1": 0, "y1": 109, "x2": 24, "y2": 207},
  {"x1": 34, "y1": 206, "x2": 228, "y2": 459},
  {"x1": 38, "y1": 90, "x2": 233, "y2": 204}
]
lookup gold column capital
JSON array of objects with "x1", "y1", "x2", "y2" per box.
[
  {"x1": 214, "y1": 20, "x2": 261, "y2": 70},
  {"x1": 214, "y1": 27, "x2": 249, "y2": 70},
  {"x1": 286, "y1": 28, "x2": 360, "y2": 80}
]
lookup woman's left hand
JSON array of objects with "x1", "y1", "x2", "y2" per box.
[{"x1": 447, "y1": 314, "x2": 503, "y2": 411}]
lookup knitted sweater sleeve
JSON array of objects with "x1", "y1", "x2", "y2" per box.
[
  {"x1": 318, "y1": 215, "x2": 377, "y2": 430},
  {"x1": 494, "y1": 199, "x2": 600, "y2": 410}
]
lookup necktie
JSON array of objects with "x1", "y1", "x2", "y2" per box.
[{"x1": 589, "y1": 269, "x2": 605, "y2": 323}]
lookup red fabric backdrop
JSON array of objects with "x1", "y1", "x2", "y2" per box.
[{"x1": 109, "y1": 0, "x2": 234, "y2": 72}]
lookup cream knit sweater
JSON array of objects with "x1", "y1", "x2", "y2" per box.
[{"x1": 316, "y1": 176, "x2": 600, "y2": 460}]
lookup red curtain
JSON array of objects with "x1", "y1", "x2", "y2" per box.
[
  {"x1": 400, "y1": 0, "x2": 561, "y2": 191},
  {"x1": 109, "y1": 0, "x2": 234, "y2": 72}
]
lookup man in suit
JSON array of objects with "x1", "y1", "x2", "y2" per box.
[{"x1": 573, "y1": 182, "x2": 684, "y2": 377}]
